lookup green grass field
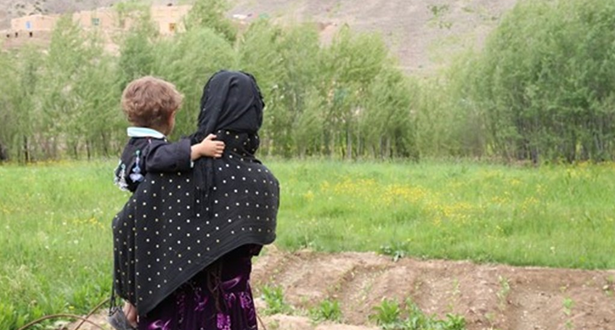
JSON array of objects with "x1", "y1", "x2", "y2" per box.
[{"x1": 1, "y1": 159, "x2": 614, "y2": 329}]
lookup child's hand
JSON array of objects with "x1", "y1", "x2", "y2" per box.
[{"x1": 200, "y1": 134, "x2": 225, "y2": 158}]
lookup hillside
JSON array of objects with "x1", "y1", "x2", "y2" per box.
[
  {"x1": 228, "y1": 0, "x2": 519, "y2": 73},
  {"x1": 0, "y1": 0, "x2": 519, "y2": 73}
]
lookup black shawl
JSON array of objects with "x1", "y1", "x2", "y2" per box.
[{"x1": 112, "y1": 71, "x2": 279, "y2": 316}]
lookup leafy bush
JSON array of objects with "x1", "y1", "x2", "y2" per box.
[
  {"x1": 0, "y1": 0, "x2": 417, "y2": 162},
  {"x1": 371, "y1": 298, "x2": 467, "y2": 330},
  {"x1": 310, "y1": 299, "x2": 342, "y2": 322},
  {"x1": 458, "y1": 0, "x2": 615, "y2": 162},
  {"x1": 260, "y1": 285, "x2": 293, "y2": 315}
]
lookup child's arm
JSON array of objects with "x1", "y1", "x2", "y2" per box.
[
  {"x1": 191, "y1": 134, "x2": 225, "y2": 160},
  {"x1": 144, "y1": 138, "x2": 194, "y2": 173},
  {"x1": 145, "y1": 135, "x2": 225, "y2": 173}
]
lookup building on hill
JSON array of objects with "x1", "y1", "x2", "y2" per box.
[
  {"x1": 2, "y1": 4, "x2": 192, "y2": 45},
  {"x1": 72, "y1": 7, "x2": 117, "y2": 31},
  {"x1": 10, "y1": 13, "x2": 59, "y2": 37},
  {"x1": 151, "y1": 5, "x2": 190, "y2": 35}
]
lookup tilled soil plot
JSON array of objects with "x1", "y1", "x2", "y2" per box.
[
  {"x1": 251, "y1": 246, "x2": 615, "y2": 330},
  {"x1": 67, "y1": 246, "x2": 615, "y2": 330}
]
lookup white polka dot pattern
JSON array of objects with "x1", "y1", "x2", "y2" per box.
[{"x1": 112, "y1": 134, "x2": 279, "y2": 315}]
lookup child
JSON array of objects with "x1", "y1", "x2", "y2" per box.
[
  {"x1": 109, "y1": 76, "x2": 224, "y2": 330},
  {"x1": 113, "y1": 76, "x2": 224, "y2": 192}
]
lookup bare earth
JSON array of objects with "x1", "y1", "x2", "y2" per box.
[{"x1": 69, "y1": 245, "x2": 615, "y2": 330}]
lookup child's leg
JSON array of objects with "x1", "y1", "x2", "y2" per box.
[{"x1": 123, "y1": 301, "x2": 138, "y2": 327}]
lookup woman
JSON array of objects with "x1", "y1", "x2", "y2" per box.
[{"x1": 112, "y1": 71, "x2": 279, "y2": 330}]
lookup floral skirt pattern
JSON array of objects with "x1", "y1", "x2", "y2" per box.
[{"x1": 138, "y1": 245, "x2": 260, "y2": 330}]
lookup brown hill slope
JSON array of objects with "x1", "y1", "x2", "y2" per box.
[
  {"x1": 228, "y1": 0, "x2": 519, "y2": 72},
  {"x1": 1, "y1": 0, "x2": 518, "y2": 72}
]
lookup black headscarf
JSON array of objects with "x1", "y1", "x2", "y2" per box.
[
  {"x1": 190, "y1": 70, "x2": 265, "y2": 204},
  {"x1": 112, "y1": 71, "x2": 279, "y2": 316}
]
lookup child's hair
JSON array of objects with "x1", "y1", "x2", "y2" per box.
[{"x1": 121, "y1": 76, "x2": 183, "y2": 134}]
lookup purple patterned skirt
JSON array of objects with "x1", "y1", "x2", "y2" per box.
[{"x1": 138, "y1": 245, "x2": 261, "y2": 330}]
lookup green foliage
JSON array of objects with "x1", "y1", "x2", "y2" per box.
[
  {"x1": 0, "y1": 0, "x2": 416, "y2": 162},
  {"x1": 0, "y1": 162, "x2": 124, "y2": 329},
  {"x1": 456, "y1": 0, "x2": 615, "y2": 162},
  {"x1": 117, "y1": 6, "x2": 159, "y2": 89},
  {"x1": 379, "y1": 240, "x2": 408, "y2": 262},
  {"x1": 152, "y1": 26, "x2": 237, "y2": 137},
  {"x1": 184, "y1": 0, "x2": 237, "y2": 43},
  {"x1": 43, "y1": 16, "x2": 120, "y2": 159},
  {"x1": 260, "y1": 285, "x2": 293, "y2": 315},
  {"x1": 310, "y1": 299, "x2": 342, "y2": 322},
  {"x1": 2, "y1": 160, "x2": 615, "y2": 328},
  {"x1": 415, "y1": 50, "x2": 489, "y2": 159},
  {"x1": 0, "y1": 46, "x2": 43, "y2": 163},
  {"x1": 273, "y1": 159, "x2": 615, "y2": 269},
  {"x1": 238, "y1": 20, "x2": 324, "y2": 156},
  {"x1": 362, "y1": 67, "x2": 418, "y2": 159},
  {"x1": 371, "y1": 299, "x2": 402, "y2": 327},
  {"x1": 371, "y1": 298, "x2": 467, "y2": 330},
  {"x1": 7, "y1": 0, "x2": 615, "y2": 163},
  {"x1": 114, "y1": 0, "x2": 153, "y2": 30}
]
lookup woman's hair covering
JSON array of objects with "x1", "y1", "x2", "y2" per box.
[
  {"x1": 191, "y1": 70, "x2": 265, "y2": 198},
  {"x1": 193, "y1": 70, "x2": 264, "y2": 143},
  {"x1": 112, "y1": 70, "x2": 279, "y2": 316}
]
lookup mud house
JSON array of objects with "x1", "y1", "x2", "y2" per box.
[
  {"x1": 151, "y1": 5, "x2": 191, "y2": 35},
  {"x1": 2, "y1": 4, "x2": 192, "y2": 45},
  {"x1": 72, "y1": 7, "x2": 117, "y2": 31},
  {"x1": 10, "y1": 14, "x2": 59, "y2": 38}
]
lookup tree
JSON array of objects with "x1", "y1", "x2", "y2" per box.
[
  {"x1": 465, "y1": 0, "x2": 615, "y2": 162},
  {"x1": 152, "y1": 26, "x2": 237, "y2": 138},
  {"x1": 184, "y1": 0, "x2": 237, "y2": 43},
  {"x1": 116, "y1": 3, "x2": 159, "y2": 90}
]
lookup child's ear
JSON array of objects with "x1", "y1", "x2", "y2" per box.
[{"x1": 165, "y1": 110, "x2": 178, "y2": 135}]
